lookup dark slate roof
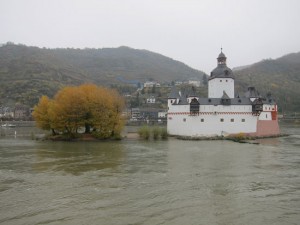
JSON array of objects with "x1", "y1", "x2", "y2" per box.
[
  {"x1": 218, "y1": 51, "x2": 226, "y2": 58},
  {"x1": 177, "y1": 95, "x2": 189, "y2": 105},
  {"x1": 173, "y1": 97, "x2": 253, "y2": 106},
  {"x1": 265, "y1": 92, "x2": 276, "y2": 103},
  {"x1": 168, "y1": 86, "x2": 180, "y2": 99},
  {"x1": 263, "y1": 93, "x2": 276, "y2": 104},
  {"x1": 209, "y1": 64, "x2": 234, "y2": 80},
  {"x1": 231, "y1": 98, "x2": 253, "y2": 105},
  {"x1": 245, "y1": 87, "x2": 260, "y2": 98},
  {"x1": 198, "y1": 97, "x2": 252, "y2": 105},
  {"x1": 221, "y1": 91, "x2": 230, "y2": 99},
  {"x1": 180, "y1": 89, "x2": 189, "y2": 99}
]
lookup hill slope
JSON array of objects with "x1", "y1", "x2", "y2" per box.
[
  {"x1": 0, "y1": 44, "x2": 205, "y2": 106},
  {"x1": 51, "y1": 46, "x2": 204, "y2": 83},
  {"x1": 234, "y1": 52, "x2": 300, "y2": 113},
  {"x1": 1, "y1": 43, "x2": 299, "y2": 113}
]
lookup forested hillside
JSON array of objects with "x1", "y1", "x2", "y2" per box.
[
  {"x1": 0, "y1": 43, "x2": 299, "y2": 113},
  {"x1": 0, "y1": 43, "x2": 205, "y2": 107},
  {"x1": 234, "y1": 52, "x2": 300, "y2": 113}
]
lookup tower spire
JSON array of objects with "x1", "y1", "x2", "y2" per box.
[{"x1": 217, "y1": 48, "x2": 226, "y2": 65}]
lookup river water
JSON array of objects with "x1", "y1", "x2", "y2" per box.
[{"x1": 0, "y1": 123, "x2": 299, "y2": 225}]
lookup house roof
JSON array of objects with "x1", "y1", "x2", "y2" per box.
[
  {"x1": 171, "y1": 96, "x2": 253, "y2": 106},
  {"x1": 218, "y1": 51, "x2": 226, "y2": 58},
  {"x1": 199, "y1": 97, "x2": 252, "y2": 105},
  {"x1": 177, "y1": 95, "x2": 189, "y2": 105},
  {"x1": 263, "y1": 93, "x2": 276, "y2": 104},
  {"x1": 209, "y1": 64, "x2": 234, "y2": 80},
  {"x1": 209, "y1": 50, "x2": 234, "y2": 80},
  {"x1": 168, "y1": 86, "x2": 180, "y2": 99},
  {"x1": 245, "y1": 87, "x2": 260, "y2": 98},
  {"x1": 221, "y1": 91, "x2": 230, "y2": 99}
]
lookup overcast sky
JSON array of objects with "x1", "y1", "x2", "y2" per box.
[{"x1": 1, "y1": 0, "x2": 300, "y2": 73}]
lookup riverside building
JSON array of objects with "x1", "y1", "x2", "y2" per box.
[{"x1": 167, "y1": 50, "x2": 280, "y2": 137}]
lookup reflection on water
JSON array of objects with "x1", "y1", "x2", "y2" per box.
[
  {"x1": 33, "y1": 142, "x2": 124, "y2": 175},
  {"x1": 0, "y1": 123, "x2": 299, "y2": 225}
]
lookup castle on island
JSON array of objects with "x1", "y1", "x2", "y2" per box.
[{"x1": 167, "y1": 50, "x2": 280, "y2": 137}]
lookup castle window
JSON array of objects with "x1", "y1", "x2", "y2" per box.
[
  {"x1": 231, "y1": 119, "x2": 234, "y2": 122},
  {"x1": 190, "y1": 98, "x2": 200, "y2": 115},
  {"x1": 220, "y1": 118, "x2": 224, "y2": 122},
  {"x1": 242, "y1": 119, "x2": 245, "y2": 122},
  {"x1": 183, "y1": 118, "x2": 186, "y2": 122},
  {"x1": 226, "y1": 80, "x2": 228, "y2": 82},
  {"x1": 266, "y1": 114, "x2": 268, "y2": 118},
  {"x1": 201, "y1": 118, "x2": 204, "y2": 122},
  {"x1": 220, "y1": 80, "x2": 222, "y2": 82}
]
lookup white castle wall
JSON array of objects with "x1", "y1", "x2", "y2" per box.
[
  {"x1": 208, "y1": 78, "x2": 234, "y2": 98},
  {"x1": 168, "y1": 104, "x2": 257, "y2": 137}
]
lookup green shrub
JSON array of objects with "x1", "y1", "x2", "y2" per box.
[
  {"x1": 152, "y1": 126, "x2": 160, "y2": 140},
  {"x1": 138, "y1": 126, "x2": 168, "y2": 140},
  {"x1": 160, "y1": 127, "x2": 168, "y2": 139},
  {"x1": 138, "y1": 126, "x2": 150, "y2": 140}
]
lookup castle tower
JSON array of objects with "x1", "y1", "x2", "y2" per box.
[{"x1": 208, "y1": 49, "x2": 235, "y2": 98}]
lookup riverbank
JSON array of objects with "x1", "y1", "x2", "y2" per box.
[
  {"x1": 1, "y1": 122, "x2": 291, "y2": 144},
  {"x1": 175, "y1": 133, "x2": 289, "y2": 144}
]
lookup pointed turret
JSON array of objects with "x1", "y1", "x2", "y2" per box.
[
  {"x1": 209, "y1": 49, "x2": 234, "y2": 80},
  {"x1": 217, "y1": 48, "x2": 227, "y2": 65},
  {"x1": 208, "y1": 49, "x2": 235, "y2": 98}
]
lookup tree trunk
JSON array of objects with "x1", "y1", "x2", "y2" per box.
[
  {"x1": 51, "y1": 129, "x2": 57, "y2": 136},
  {"x1": 85, "y1": 123, "x2": 91, "y2": 133}
]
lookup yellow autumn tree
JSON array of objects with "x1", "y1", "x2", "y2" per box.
[
  {"x1": 32, "y1": 96, "x2": 57, "y2": 135},
  {"x1": 32, "y1": 96, "x2": 51, "y2": 130},
  {"x1": 33, "y1": 84, "x2": 125, "y2": 139}
]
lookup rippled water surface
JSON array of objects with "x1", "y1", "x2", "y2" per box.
[{"x1": 0, "y1": 123, "x2": 300, "y2": 225}]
